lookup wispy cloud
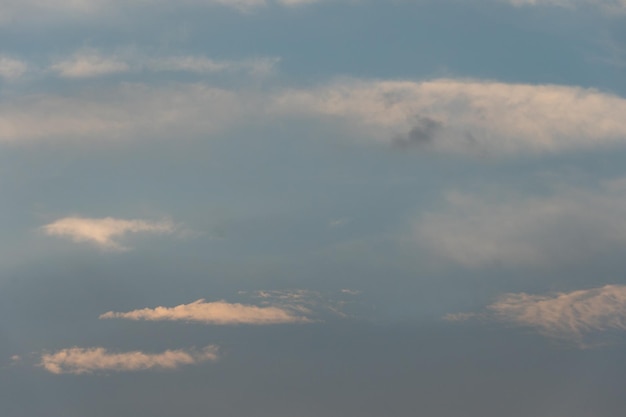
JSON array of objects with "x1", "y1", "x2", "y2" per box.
[
  {"x1": 42, "y1": 216, "x2": 176, "y2": 251},
  {"x1": 489, "y1": 285, "x2": 626, "y2": 337},
  {"x1": 504, "y1": 0, "x2": 626, "y2": 12},
  {"x1": 0, "y1": 56, "x2": 28, "y2": 80},
  {"x1": 49, "y1": 49, "x2": 279, "y2": 78},
  {"x1": 447, "y1": 285, "x2": 626, "y2": 344},
  {"x1": 51, "y1": 50, "x2": 130, "y2": 78},
  {"x1": 414, "y1": 179, "x2": 626, "y2": 267},
  {"x1": 0, "y1": 0, "x2": 322, "y2": 24},
  {"x1": 40, "y1": 345, "x2": 218, "y2": 374},
  {"x1": 100, "y1": 299, "x2": 312, "y2": 324}
]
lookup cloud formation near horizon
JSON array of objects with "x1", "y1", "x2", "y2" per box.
[
  {"x1": 100, "y1": 299, "x2": 312, "y2": 324},
  {"x1": 40, "y1": 345, "x2": 219, "y2": 374},
  {"x1": 43, "y1": 216, "x2": 176, "y2": 250},
  {"x1": 489, "y1": 285, "x2": 626, "y2": 338}
]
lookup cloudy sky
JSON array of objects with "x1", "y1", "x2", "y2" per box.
[{"x1": 2, "y1": 0, "x2": 626, "y2": 415}]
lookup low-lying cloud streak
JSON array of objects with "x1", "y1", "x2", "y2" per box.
[
  {"x1": 50, "y1": 49, "x2": 279, "y2": 78},
  {"x1": 100, "y1": 299, "x2": 312, "y2": 324},
  {"x1": 447, "y1": 285, "x2": 626, "y2": 343},
  {"x1": 489, "y1": 285, "x2": 626, "y2": 337},
  {"x1": 40, "y1": 345, "x2": 219, "y2": 374},
  {"x1": 43, "y1": 216, "x2": 176, "y2": 251}
]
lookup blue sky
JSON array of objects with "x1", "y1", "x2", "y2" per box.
[{"x1": 2, "y1": 0, "x2": 626, "y2": 415}]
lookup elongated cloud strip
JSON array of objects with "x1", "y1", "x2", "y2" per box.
[
  {"x1": 415, "y1": 179, "x2": 626, "y2": 267},
  {"x1": 51, "y1": 51, "x2": 130, "y2": 78},
  {"x1": 100, "y1": 299, "x2": 312, "y2": 324},
  {"x1": 40, "y1": 345, "x2": 218, "y2": 374},
  {"x1": 274, "y1": 79, "x2": 626, "y2": 154},
  {"x1": 489, "y1": 285, "x2": 626, "y2": 338},
  {"x1": 0, "y1": 0, "x2": 320, "y2": 23},
  {"x1": 506, "y1": 0, "x2": 626, "y2": 12},
  {"x1": 43, "y1": 217, "x2": 176, "y2": 250},
  {"x1": 50, "y1": 49, "x2": 279, "y2": 78},
  {"x1": 0, "y1": 83, "x2": 251, "y2": 143},
  {"x1": 3, "y1": 79, "x2": 626, "y2": 155}
]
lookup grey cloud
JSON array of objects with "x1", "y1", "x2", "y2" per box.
[{"x1": 392, "y1": 116, "x2": 443, "y2": 148}]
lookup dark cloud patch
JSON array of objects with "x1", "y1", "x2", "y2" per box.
[{"x1": 392, "y1": 116, "x2": 443, "y2": 148}]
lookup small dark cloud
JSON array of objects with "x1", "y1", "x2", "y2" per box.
[{"x1": 392, "y1": 116, "x2": 443, "y2": 148}]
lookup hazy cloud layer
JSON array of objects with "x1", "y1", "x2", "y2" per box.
[
  {"x1": 0, "y1": 56, "x2": 27, "y2": 80},
  {"x1": 100, "y1": 299, "x2": 312, "y2": 324},
  {"x1": 40, "y1": 345, "x2": 219, "y2": 374},
  {"x1": 0, "y1": 0, "x2": 323, "y2": 23},
  {"x1": 505, "y1": 0, "x2": 626, "y2": 12},
  {"x1": 43, "y1": 217, "x2": 176, "y2": 251},
  {"x1": 3, "y1": 79, "x2": 626, "y2": 155},
  {"x1": 0, "y1": 83, "x2": 252, "y2": 143},
  {"x1": 415, "y1": 179, "x2": 626, "y2": 267}
]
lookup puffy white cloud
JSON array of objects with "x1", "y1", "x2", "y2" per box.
[
  {"x1": 40, "y1": 345, "x2": 218, "y2": 374},
  {"x1": 100, "y1": 299, "x2": 312, "y2": 324},
  {"x1": 42, "y1": 216, "x2": 176, "y2": 251},
  {"x1": 414, "y1": 179, "x2": 626, "y2": 267},
  {"x1": 488, "y1": 285, "x2": 626, "y2": 338},
  {"x1": 0, "y1": 56, "x2": 27, "y2": 80}
]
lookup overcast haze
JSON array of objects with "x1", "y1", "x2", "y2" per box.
[{"x1": 2, "y1": 0, "x2": 626, "y2": 416}]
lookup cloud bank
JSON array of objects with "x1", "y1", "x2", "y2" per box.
[
  {"x1": 4, "y1": 79, "x2": 626, "y2": 155},
  {"x1": 43, "y1": 216, "x2": 176, "y2": 250},
  {"x1": 414, "y1": 179, "x2": 626, "y2": 267},
  {"x1": 100, "y1": 299, "x2": 312, "y2": 324},
  {"x1": 40, "y1": 345, "x2": 219, "y2": 374}
]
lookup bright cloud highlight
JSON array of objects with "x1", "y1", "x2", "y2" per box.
[
  {"x1": 100, "y1": 299, "x2": 312, "y2": 324},
  {"x1": 40, "y1": 345, "x2": 219, "y2": 374},
  {"x1": 489, "y1": 285, "x2": 626, "y2": 338},
  {"x1": 43, "y1": 216, "x2": 176, "y2": 250}
]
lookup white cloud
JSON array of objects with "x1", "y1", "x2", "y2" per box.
[
  {"x1": 488, "y1": 285, "x2": 626, "y2": 339},
  {"x1": 273, "y1": 78, "x2": 626, "y2": 154},
  {"x1": 42, "y1": 216, "x2": 176, "y2": 250},
  {"x1": 51, "y1": 50, "x2": 130, "y2": 78},
  {"x1": 414, "y1": 179, "x2": 626, "y2": 267},
  {"x1": 40, "y1": 345, "x2": 218, "y2": 374},
  {"x1": 3, "y1": 78, "x2": 626, "y2": 154},
  {"x1": 100, "y1": 299, "x2": 312, "y2": 324},
  {"x1": 0, "y1": 56, "x2": 27, "y2": 80}
]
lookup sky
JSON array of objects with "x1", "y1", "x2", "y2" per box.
[{"x1": 2, "y1": 0, "x2": 626, "y2": 416}]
